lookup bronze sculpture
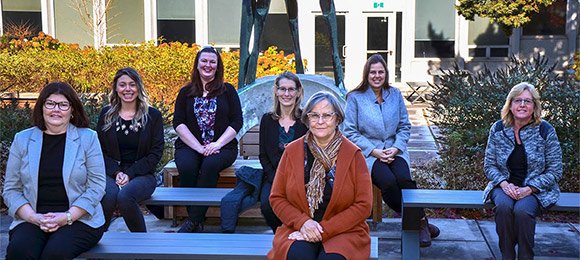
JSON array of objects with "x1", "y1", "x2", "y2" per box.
[{"x1": 239, "y1": 0, "x2": 345, "y2": 91}]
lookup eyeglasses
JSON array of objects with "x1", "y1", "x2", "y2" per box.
[
  {"x1": 307, "y1": 112, "x2": 336, "y2": 122},
  {"x1": 512, "y1": 98, "x2": 534, "y2": 106},
  {"x1": 276, "y1": 86, "x2": 297, "y2": 94},
  {"x1": 44, "y1": 100, "x2": 71, "y2": 111}
]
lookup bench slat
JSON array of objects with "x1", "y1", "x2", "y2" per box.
[
  {"x1": 401, "y1": 189, "x2": 580, "y2": 211},
  {"x1": 80, "y1": 232, "x2": 379, "y2": 259},
  {"x1": 144, "y1": 187, "x2": 232, "y2": 206}
]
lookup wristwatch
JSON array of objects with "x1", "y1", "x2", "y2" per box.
[{"x1": 65, "y1": 211, "x2": 73, "y2": 225}]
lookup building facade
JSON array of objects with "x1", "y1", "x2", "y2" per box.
[{"x1": 1, "y1": 0, "x2": 578, "y2": 89}]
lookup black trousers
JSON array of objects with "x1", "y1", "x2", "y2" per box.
[
  {"x1": 260, "y1": 181, "x2": 282, "y2": 232},
  {"x1": 101, "y1": 174, "x2": 157, "y2": 232},
  {"x1": 371, "y1": 157, "x2": 425, "y2": 219},
  {"x1": 6, "y1": 221, "x2": 104, "y2": 260},
  {"x1": 175, "y1": 145, "x2": 237, "y2": 222},
  {"x1": 287, "y1": 240, "x2": 346, "y2": 260}
]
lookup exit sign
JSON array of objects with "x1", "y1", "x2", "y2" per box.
[{"x1": 374, "y1": 2, "x2": 384, "y2": 8}]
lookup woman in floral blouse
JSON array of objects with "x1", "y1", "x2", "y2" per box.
[{"x1": 173, "y1": 46, "x2": 243, "y2": 233}]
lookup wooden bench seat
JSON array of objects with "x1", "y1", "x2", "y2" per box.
[
  {"x1": 162, "y1": 159, "x2": 262, "y2": 221},
  {"x1": 79, "y1": 232, "x2": 380, "y2": 259},
  {"x1": 400, "y1": 189, "x2": 580, "y2": 260},
  {"x1": 161, "y1": 160, "x2": 385, "y2": 223}
]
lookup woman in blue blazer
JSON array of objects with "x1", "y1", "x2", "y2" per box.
[
  {"x1": 343, "y1": 54, "x2": 439, "y2": 247},
  {"x1": 3, "y1": 82, "x2": 106, "y2": 259},
  {"x1": 97, "y1": 68, "x2": 164, "y2": 232}
]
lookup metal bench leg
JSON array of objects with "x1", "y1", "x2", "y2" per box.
[
  {"x1": 402, "y1": 230, "x2": 420, "y2": 260},
  {"x1": 402, "y1": 194, "x2": 421, "y2": 260}
]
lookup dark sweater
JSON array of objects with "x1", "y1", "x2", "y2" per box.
[
  {"x1": 258, "y1": 112, "x2": 308, "y2": 183},
  {"x1": 96, "y1": 106, "x2": 165, "y2": 179},
  {"x1": 37, "y1": 133, "x2": 69, "y2": 213},
  {"x1": 173, "y1": 83, "x2": 243, "y2": 150}
]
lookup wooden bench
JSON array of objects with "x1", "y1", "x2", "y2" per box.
[
  {"x1": 162, "y1": 123, "x2": 384, "y2": 224},
  {"x1": 79, "y1": 232, "x2": 380, "y2": 259},
  {"x1": 400, "y1": 189, "x2": 580, "y2": 260},
  {"x1": 162, "y1": 160, "x2": 262, "y2": 225}
]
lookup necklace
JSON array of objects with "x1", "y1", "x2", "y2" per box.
[{"x1": 115, "y1": 119, "x2": 142, "y2": 135}]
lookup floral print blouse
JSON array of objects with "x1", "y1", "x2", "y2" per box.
[{"x1": 194, "y1": 96, "x2": 217, "y2": 145}]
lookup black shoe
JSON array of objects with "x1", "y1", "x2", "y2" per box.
[{"x1": 178, "y1": 220, "x2": 204, "y2": 233}]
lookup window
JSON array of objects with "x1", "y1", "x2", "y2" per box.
[
  {"x1": 1, "y1": 0, "x2": 41, "y2": 37},
  {"x1": 523, "y1": 0, "x2": 566, "y2": 36},
  {"x1": 467, "y1": 16, "x2": 509, "y2": 58},
  {"x1": 107, "y1": 0, "x2": 145, "y2": 44},
  {"x1": 315, "y1": 15, "x2": 345, "y2": 77},
  {"x1": 259, "y1": 14, "x2": 294, "y2": 54},
  {"x1": 208, "y1": 0, "x2": 241, "y2": 45},
  {"x1": 54, "y1": 0, "x2": 93, "y2": 47},
  {"x1": 157, "y1": 0, "x2": 195, "y2": 44},
  {"x1": 414, "y1": 0, "x2": 455, "y2": 58}
]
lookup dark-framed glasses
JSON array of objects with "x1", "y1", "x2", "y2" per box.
[
  {"x1": 44, "y1": 100, "x2": 71, "y2": 111},
  {"x1": 307, "y1": 112, "x2": 336, "y2": 122},
  {"x1": 276, "y1": 86, "x2": 297, "y2": 94},
  {"x1": 512, "y1": 98, "x2": 534, "y2": 106}
]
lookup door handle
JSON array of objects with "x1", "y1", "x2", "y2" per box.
[
  {"x1": 342, "y1": 45, "x2": 347, "y2": 58},
  {"x1": 388, "y1": 50, "x2": 393, "y2": 56}
]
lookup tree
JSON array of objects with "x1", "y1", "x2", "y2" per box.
[
  {"x1": 71, "y1": 0, "x2": 117, "y2": 50},
  {"x1": 455, "y1": 0, "x2": 557, "y2": 36}
]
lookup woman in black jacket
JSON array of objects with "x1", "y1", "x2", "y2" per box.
[
  {"x1": 259, "y1": 71, "x2": 308, "y2": 232},
  {"x1": 97, "y1": 67, "x2": 164, "y2": 232},
  {"x1": 173, "y1": 46, "x2": 243, "y2": 233}
]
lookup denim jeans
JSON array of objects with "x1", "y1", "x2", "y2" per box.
[{"x1": 101, "y1": 174, "x2": 157, "y2": 232}]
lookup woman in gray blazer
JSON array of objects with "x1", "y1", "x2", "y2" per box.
[
  {"x1": 343, "y1": 54, "x2": 439, "y2": 247},
  {"x1": 3, "y1": 82, "x2": 106, "y2": 260}
]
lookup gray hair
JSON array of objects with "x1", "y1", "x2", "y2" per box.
[{"x1": 301, "y1": 91, "x2": 345, "y2": 126}]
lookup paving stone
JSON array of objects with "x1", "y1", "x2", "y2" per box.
[{"x1": 478, "y1": 220, "x2": 580, "y2": 259}]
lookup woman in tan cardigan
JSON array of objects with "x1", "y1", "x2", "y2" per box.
[{"x1": 268, "y1": 91, "x2": 373, "y2": 260}]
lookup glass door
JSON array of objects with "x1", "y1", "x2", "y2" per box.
[
  {"x1": 365, "y1": 14, "x2": 396, "y2": 83},
  {"x1": 314, "y1": 14, "x2": 345, "y2": 79}
]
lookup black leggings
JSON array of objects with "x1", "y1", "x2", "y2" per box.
[
  {"x1": 260, "y1": 181, "x2": 282, "y2": 233},
  {"x1": 6, "y1": 221, "x2": 104, "y2": 260},
  {"x1": 287, "y1": 240, "x2": 346, "y2": 260},
  {"x1": 175, "y1": 146, "x2": 237, "y2": 222},
  {"x1": 371, "y1": 157, "x2": 425, "y2": 218}
]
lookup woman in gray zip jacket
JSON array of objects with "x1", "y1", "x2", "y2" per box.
[{"x1": 483, "y1": 82, "x2": 562, "y2": 260}]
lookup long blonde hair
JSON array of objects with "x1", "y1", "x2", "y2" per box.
[
  {"x1": 102, "y1": 68, "x2": 150, "y2": 131},
  {"x1": 500, "y1": 82, "x2": 542, "y2": 127}
]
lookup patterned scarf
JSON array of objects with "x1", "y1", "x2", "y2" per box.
[{"x1": 305, "y1": 130, "x2": 343, "y2": 218}]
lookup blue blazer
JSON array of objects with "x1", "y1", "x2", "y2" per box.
[
  {"x1": 3, "y1": 124, "x2": 106, "y2": 230},
  {"x1": 343, "y1": 86, "x2": 411, "y2": 173}
]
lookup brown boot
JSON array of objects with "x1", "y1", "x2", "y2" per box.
[
  {"x1": 429, "y1": 223, "x2": 440, "y2": 238},
  {"x1": 419, "y1": 218, "x2": 432, "y2": 247}
]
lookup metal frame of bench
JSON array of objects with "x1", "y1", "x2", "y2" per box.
[
  {"x1": 79, "y1": 232, "x2": 379, "y2": 259},
  {"x1": 401, "y1": 189, "x2": 580, "y2": 260}
]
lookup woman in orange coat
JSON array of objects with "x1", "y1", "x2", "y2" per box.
[{"x1": 268, "y1": 91, "x2": 373, "y2": 260}]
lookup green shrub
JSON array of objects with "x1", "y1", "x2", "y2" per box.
[{"x1": 417, "y1": 55, "x2": 579, "y2": 193}]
